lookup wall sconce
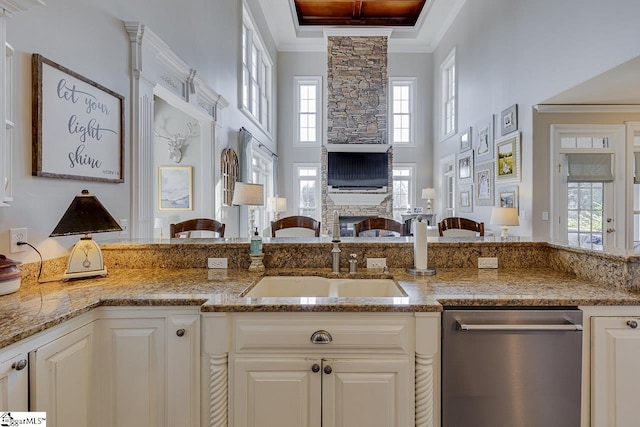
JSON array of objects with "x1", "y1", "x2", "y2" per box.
[
  {"x1": 267, "y1": 196, "x2": 287, "y2": 220},
  {"x1": 490, "y1": 207, "x2": 519, "y2": 239},
  {"x1": 50, "y1": 190, "x2": 122, "y2": 280},
  {"x1": 422, "y1": 188, "x2": 436, "y2": 213}
]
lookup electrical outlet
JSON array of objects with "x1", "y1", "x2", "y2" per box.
[
  {"x1": 10, "y1": 228, "x2": 27, "y2": 253},
  {"x1": 366, "y1": 257, "x2": 387, "y2": 269},
  {"x1": 478, "y1": 257, "x2": 498, "y2": 269},
  {"x1": 208, "y1": 257, "x2": 228, "y2": 269}
]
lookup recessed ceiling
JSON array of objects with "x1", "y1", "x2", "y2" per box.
[{"x1": 294, "y1": 0, "x2": 427, "y2": 26}]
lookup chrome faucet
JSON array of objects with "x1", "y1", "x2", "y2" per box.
[{"x1": 331, "y1": 210, "x2": 341, "y2": 273}]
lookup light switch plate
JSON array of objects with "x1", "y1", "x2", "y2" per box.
[
  {"x1": 208, "y1": 258, "x2": 228, "y2": 269},
  {"x1": 478, "y1": 257, "x2": 498, "y2": 269},
  {"x1": 366, "y1": 258, "x2": 386, "y2": 268}
]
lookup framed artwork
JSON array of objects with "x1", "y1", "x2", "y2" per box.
[
  {"x1": 457, "y1": 151, "x2": 474, "y2": 183},
  {"x1": 495, "y1": 131, "x2": 521, "y2": 182},
  {"x1": 458, "y1": 184, "x2": 473, "y2": 213},
  {"x1": 32, "y1": 54, "x2": 124, "y2": 183},
  {"x1": 159, "y1": 166, "x2": 193, "y2": 210},
  {"x1": 500, "y1": 104, "x2": 518, "y2": 136},
  {"x1": 460, "y1": 127, "x2": 472, "y2": 152},
  {"x1": 412, "y1": 207, "x2": 424, "y2": 214},
  {"x1": 475, "y1": 115, "x2": 494, "y2": 162},
  {"x1": 475, "y1": 161, "x2": 494, "y2": 206},
  {"x1": 497, "y1": 185, "x2": 519, "y2": 214}
]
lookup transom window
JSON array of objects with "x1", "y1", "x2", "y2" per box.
[
  {"x1": 440, "y1": 48, "x2": 456, "y2": 139},
  {"x1": 294, "y1": 77, "x2": 322, "y2": 146},
  {"x1": 390, "y1": 78, "x2": 415, "y2": 146}
]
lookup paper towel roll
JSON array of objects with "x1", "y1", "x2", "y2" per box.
[{"x1": 413, "y1": 219, "x2": 428, "y2": 270}]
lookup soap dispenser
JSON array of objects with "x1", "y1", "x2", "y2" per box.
[{"x1": 250, "y1": 227, "x2": 262, "y2": 255}]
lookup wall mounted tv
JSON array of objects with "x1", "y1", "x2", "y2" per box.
[{"x1": 327, "y1": 151, "x2": 389, "y2": 189}]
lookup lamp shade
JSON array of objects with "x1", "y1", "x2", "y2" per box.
[
  {"x1": 50, "y1": 190, "x2": 122, "y2": 237},
  {"x1": 232, "y1": 182, "x2": 264, "y2": 206},
  {"x1": 267, "y1": 196, "x2": 287, "y2": 213},
  {"x1": 490, "y1": 207, "x2": 519, "y2": 226},
  {"x1": 421, "y1": 188, "x2": 436, "y2": 199}
]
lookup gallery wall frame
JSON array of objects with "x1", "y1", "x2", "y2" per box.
[
  {"x1": 457, "y1": 150, "x2": 474, "y2": 184},
  {"x1": 475, "y1": 161, "x2": 494, "y2": 206},
  {"x1": 158, "y1": 166, "x2": 193, "y2": 211},
  {"x1": 32, "y1": 54, "x2": 124, "y2": 182},
  {"x1": 458, "y1": 184, "x2": 473, "y2": 213},
  {"x1": 474, "y1": 114, "x2": 494, "y2": 162},
  {"x1": 500, "y1": 104, "x2": 518, "y2": 136},
  {"x1": 460, "y1": 127, "x2": 472, "y2": 152},
  {"x1": 497, "y1": 185, "x2": 519, "y2": 214},
  {"x1": 495, "y1": 131, "x2": 521, "y2": 182}
]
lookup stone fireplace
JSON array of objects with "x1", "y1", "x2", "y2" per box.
[{"x1": 322, "y1": 34, "x2": 392, "y2": 237}]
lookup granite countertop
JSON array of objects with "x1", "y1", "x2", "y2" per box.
[{"x1": 1, "y1": 267, "x2": 639, "y2": 349}]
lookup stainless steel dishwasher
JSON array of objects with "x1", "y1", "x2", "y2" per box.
[{"x1": 442, "y1": 308, "x2": 583, "y2": 427}]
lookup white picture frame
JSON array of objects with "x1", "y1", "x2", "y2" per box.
[
  {"x1": 458, "y1": 184, "x2": 473, "y2": 213},
  {"x1": 495, "y1": 131, "x2": 521, "y2": 182},
  {"x1": 158, "y1": 166, "x2": 193, "y2": 210},
  {"x1": 475, "y1": 161, "x2": 494, "y2": 206},
  {"x1": 474, "y1": 115, "x2": 494, "y2": 162}
]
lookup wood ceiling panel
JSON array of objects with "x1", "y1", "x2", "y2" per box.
[{"x1": 294, "y1": 0, "x2": 427, "y2": 26}]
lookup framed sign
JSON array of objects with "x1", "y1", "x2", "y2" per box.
[
  {"x1": 32, "y1": 54, "x2": 124, "y2": 182},
  {"x1": 159, "y1": 166, "x2": 193, "y2": 211}
]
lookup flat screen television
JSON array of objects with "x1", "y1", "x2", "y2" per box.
[{"x1": 327, "y1": 151, "x2": 388, "y2": 189}]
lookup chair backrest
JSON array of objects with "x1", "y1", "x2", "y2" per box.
[
  {"x1": 271, "y1": 216, "x2": 321, "y2": 237},
  {"x1": 438, "y1": 217, "x2": 484, "y2": 236},
  {"x1": 170, "y1": 218, "x2": 225, "y2": 238},
  {"x1": 354, "y1": 217, "x2": 406, "y2": 237}
]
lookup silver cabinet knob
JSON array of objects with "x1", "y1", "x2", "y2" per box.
[
  {"x1": 627, "y1": 320, "x2": 638, "y2": 329},
  {"x1": 311, "y1": 363, "x2": 320, "y2": 373},
  {"x1": 176, "y1": 328, "x2": 186, "y2": 337},
  {"x1": 12, "y1": 359, "x2": 27, "y2": 371},
  {"x1": 323, "y1": 365, "x2": 332, "y2": 375},
  {"x1": 310, "y1": 330, "x2": 332, "y2": 344}
]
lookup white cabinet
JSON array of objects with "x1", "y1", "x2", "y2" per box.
[
  {"x1": 97, "y1": 308, "x2": 200, "y2": 427},
  {"x1": 29, "y1": 322, "x2": 94, "y2": 427},
  {"x1": 591, "y1": 315, "x2": 640, "y2": 427},
  {"x1": 0, "y1": 348, "x2": 28, "y2": 411},
  {"x1": 227, "y1": 313, "x2": 416, "y2": 427}
]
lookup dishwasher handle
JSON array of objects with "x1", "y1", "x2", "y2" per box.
[{"x1": 456, "y1": 321, "x2": 583, "y2": 332}]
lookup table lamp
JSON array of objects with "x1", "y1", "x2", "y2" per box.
[
  {"x1": 490, "y1": 207, "x2": 519, "y2": 239},
  {"x1": 422, "y1": 188, "x2": 436, "y2": 213},
  {"x1": 50, "y1": 189, "x2": 122, "y2": 280},
  {"x1": 232, "y1": 182, "x2": 264, "y2": 236},
  {"x1": 267, "y1": 195, "x2": 287, "y2": 220}
]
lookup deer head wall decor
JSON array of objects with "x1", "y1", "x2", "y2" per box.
[{"x1": 154, "y1": 122, "x2": 198, "y2": 163}]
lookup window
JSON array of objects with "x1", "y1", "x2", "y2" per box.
[
  {"x1": 294, "y1": 77, "x2": 322, "y2": 146},
  {"x1": 242, "y1": 4, "x2": 272, "y2": 133},
  {"x1": 392, "y1": 164, "x2": 416, "y2": 222},
  {"x1": 389, "y1": 78, "x2": 415, "y2": 146},
  {"x1": 440, "y1": 48, "x2": 456, "y2": 139},
  {"x1": 251, "y1": 149, "x2": 273, "y2": 234},
  {"x1": 294, "y1": 164, "x2": 321, "y2": 220},
  {"x1": 631, "y1": 128, "x2": 640, "y2": 250}
]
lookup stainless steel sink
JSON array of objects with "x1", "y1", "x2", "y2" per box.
[{"x1": 241, "y1": 276, "x2": 407, "y2": 298}]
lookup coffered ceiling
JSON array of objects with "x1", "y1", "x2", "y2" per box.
[{"x1": 294, "y1": 0, "x2": 427, "y2": 26}]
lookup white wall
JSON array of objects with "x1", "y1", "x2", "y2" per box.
[
  {"x1": 431, "y1": 0, "x2": 640, "y2": 237},
  {"x1": 0, "y1": 0, "x2": 277, "y2": 262}
]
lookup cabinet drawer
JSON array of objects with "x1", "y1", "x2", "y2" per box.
[{"x1": 232, "y1": 313, "x2": 414, "y2": 354}]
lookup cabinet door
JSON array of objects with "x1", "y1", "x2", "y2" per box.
[
  {"x1": 233, "y1": 358, "x2": 322, "y2": 427},
  {"x1": 166, "y1": 314, "x2": 200, "y2": 427},
  {"x1": 322, "y1": 358, "x2": 413, "y2": 427},
  {"x1": 592, "y1": 316, "x2": 640, "y2": 427},
  {"x1": 29, "y1": 322, "x2": 94, "y2": 427},
  {"x1": 0, "y1": 351, "x2": 28, "y2": 411},
  {"x1": 98, "y1": 317, "x2": 165, "y2": 427}
]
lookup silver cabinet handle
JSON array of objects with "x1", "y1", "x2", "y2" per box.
[
  {"x1": 456, "y1": 321, "x2": 583, "y2": 332},
  {"x1": 311, "y1": 363, "x2": 320, "y2": 373},
  {"x1": 323, "y1": 365, "x2": 332, "y2": 375},
  {"x1": 12, "y1": 359, "x2": 27, "y2": 371},
  {"x1": 627, "y1": 320, "x2": 638, "y2": 329},
  {"x1": 176, "y1": 328, "x2": 186, "y2": 337},
  {"x1": 310, "y1": 330, "x2": 332, "y2": 344}
]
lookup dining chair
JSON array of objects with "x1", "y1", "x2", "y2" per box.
[
  {"x1": 437, "y1": 217, "x2": 484, "y2": 236},
  {"x1": 170, "y1": 218, "x2": 225, "y2": 238},
  {"x1": 271, "y1": 215, "x2": 321, "y2": 237},
  {"x1": 353, "y1": 217, "x2": 407, "y2": 237}
]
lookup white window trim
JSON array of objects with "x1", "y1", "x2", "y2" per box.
[
  {"x1": 439, "y1": 153, "x2": 456, "y2": 219},
  {"x1": 389, "y1": 77, "x2": 416, "y2": 147},
  {"x1": 241, "y1": 2, "x2": 273, "y2": 137},
  {"x1": 392, "y1": 163, "x2": 416, "y2": 220},
  {"x1": 550, "y1": 124, "x2": 626, "y2": 250},
  {"x1": 293, "y1": 162, "x2": 321, "y2": 221},
  {"x1": 626, "y1": 121, "x2": 640, "y2": 251},
  {"x1": 294, "y1": 76, "x2": 322, "y2": 147},
  {"x1": 440, "y1": 47, "x2": 456, "y2": 141}
]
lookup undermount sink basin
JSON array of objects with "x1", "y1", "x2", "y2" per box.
[{"x1": 242, "y1": 276, "x2": 407, "y2": 298}]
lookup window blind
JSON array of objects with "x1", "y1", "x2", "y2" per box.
[{"x1": 566, "y1": 153, "x2": 613, "y2": 182}]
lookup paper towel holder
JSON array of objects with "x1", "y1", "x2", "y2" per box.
[{"x1": 406, "y1": 215, "x2": 436, "y2": 276}]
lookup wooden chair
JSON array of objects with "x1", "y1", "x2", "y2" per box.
[
  {"x1": 271, "y1": 215, "x2": 321, "y2": 237},
  {"x1": 438, "y1": 217, "x2": 484, "y2": 236},
  {"x1": 170, "y1": 218, "x2": 225, "y2": 238},
  {"x1": 354, "y1": 217, "x2": 407, "y2": 237}
]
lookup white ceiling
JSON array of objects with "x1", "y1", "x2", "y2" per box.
[{"x1": 257, "y1": 0, "x2": 467, "y2": 52}]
